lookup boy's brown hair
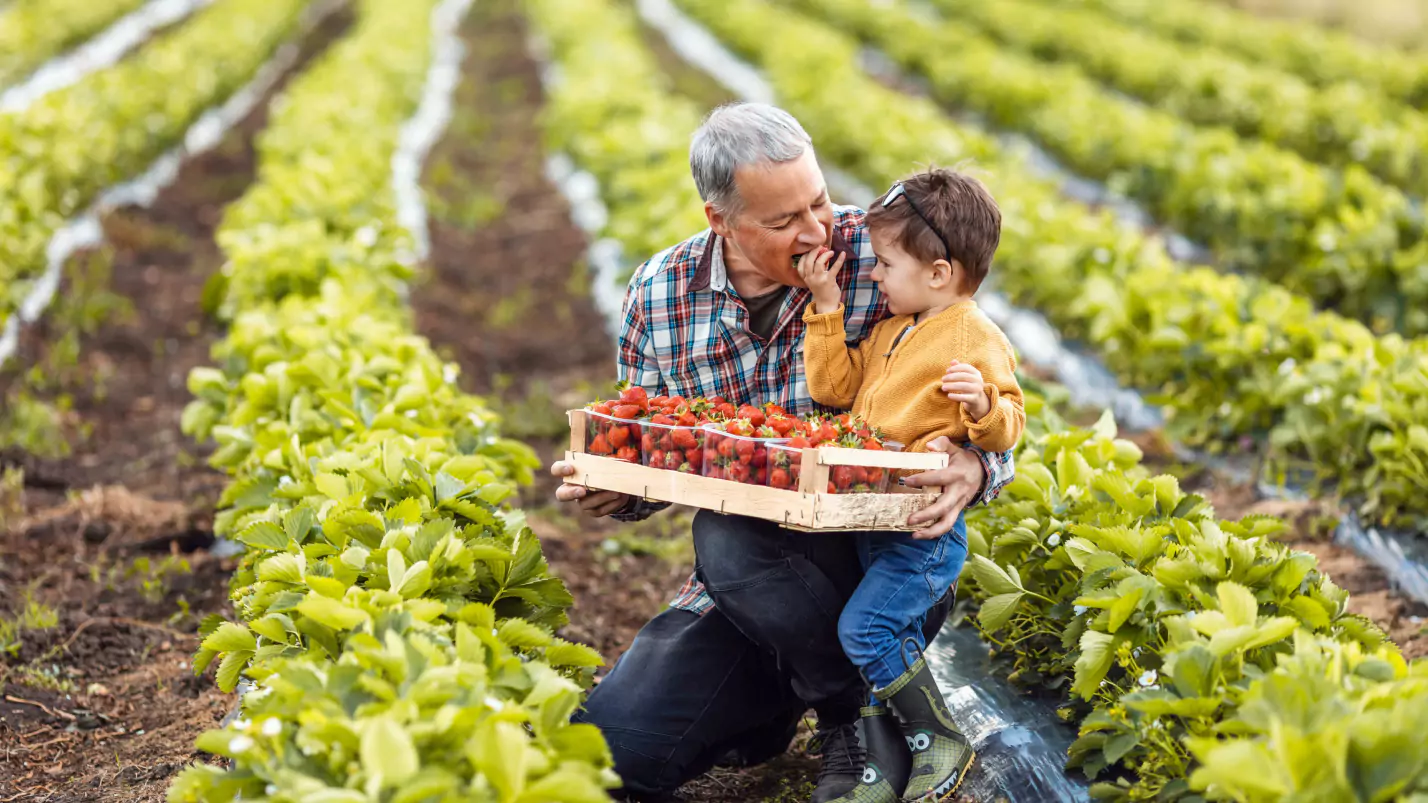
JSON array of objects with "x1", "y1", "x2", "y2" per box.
[{"x1": 867, "y1": 166, "x2": 1001, "y2": 294}]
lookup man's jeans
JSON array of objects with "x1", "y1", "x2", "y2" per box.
[
  {"x1": 575, "y1": 511, "x2": 952, "y2": 799},
  {"x1": 839, "y1": 515, "x2": 969, "y2": 691}
]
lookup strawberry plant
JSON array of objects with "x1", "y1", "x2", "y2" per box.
[
  {"x1": 0, "y1": 0, "x2": 311, "y2": 332},
  {"x1": 0, "y1": 0, "x2": 151, "y2": 89},
  {"x1": 168, "y1": 0, "x2": 616, "y2": 798}
]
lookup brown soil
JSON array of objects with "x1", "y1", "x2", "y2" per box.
[{"x1": 0, "y1": 11, "x2": 350, "y2": 802}]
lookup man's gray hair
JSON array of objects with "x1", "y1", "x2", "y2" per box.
[{"x1": 690, "y1": 102, "x2": 813, "y2": 218}]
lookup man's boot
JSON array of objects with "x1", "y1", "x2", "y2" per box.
[
  {"x1": 826, "y1": 704, "x2": 911, "y2": 802},
  {"x1": 808, "y1": 720, "x2": 864, "y2": 802},
  {"x1": 876, "y1": 657, "x2": 975, "y2": 802}
]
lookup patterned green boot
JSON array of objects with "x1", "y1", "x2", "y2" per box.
[
  {"x1": 827, "y1": 704, "x2": 910, "y2": 802},
  {"x1": 876, "y1": 657, "x2": 975, "y2": 802}
]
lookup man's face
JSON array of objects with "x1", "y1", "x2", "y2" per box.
[{"x1": 711, "y1": 148, "x2": 834, "y2": 288}]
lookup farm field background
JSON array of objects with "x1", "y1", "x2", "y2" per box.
[{"x1": 0, "y1": 0, "x2": 1427, "y2": 801}]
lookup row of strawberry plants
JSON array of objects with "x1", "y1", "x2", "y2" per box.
[
  {"x1": 785, "y1": 0, "x2": 1428, "y2": 337},
  {"x1": 1069, "y1": 0, "x2": 1428, "y2": 106},
  {"x1": 930, "y1": 0, "x2": 1428, "y2": 202},
  {"x1": 164, "y1": 0, "x2": 616, "y2": 799},
  {"x1": 525, "y1": 0, "x2": 706, "y2": 274},
  {"x1": 961, "y1": 404, "x2": 1418, "y2": 801},
  {"x1": 670, "y1": 0, "x2": 1428, "y2": 531},
  {"x1": 0, "y1": 0, "x2": 150, "y2": 89},
  {"x1": 0, "y1": 0, "x2": 307, "y2": 332}
]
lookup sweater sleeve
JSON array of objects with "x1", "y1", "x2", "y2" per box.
[
  {"x1": 802, "y1": 303, "x2": 877, "y2": 409},
  {"x1": 959, "y1": 324, "x2": 1025, "y2": 454}
]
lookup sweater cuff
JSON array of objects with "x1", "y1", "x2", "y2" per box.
[
  {"x1": 801, "y1": 302, "x2": 846, "y2": 333},
  {"x1": 961, "y1": 382, "x2": 1005, "y2": 434}
]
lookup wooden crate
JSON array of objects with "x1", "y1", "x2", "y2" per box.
[{"x1": 563, "y1": 410, "x2": 948, "y2": 531}]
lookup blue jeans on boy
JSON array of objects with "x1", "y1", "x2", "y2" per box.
[{"x1": 837, "y1": 514, "x2": 969, "y2": 692}]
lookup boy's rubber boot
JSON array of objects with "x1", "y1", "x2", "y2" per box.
[
  {"x1": 826, "y1": 704, "x2": 912, "y2": 802},
  {"x1": 876, "y1": 657, "x2": 976, "y2": 802}
]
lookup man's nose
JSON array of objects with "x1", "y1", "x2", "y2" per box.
[{"x1": 795, "y1": 215, "x2": 827, "y2": 246}]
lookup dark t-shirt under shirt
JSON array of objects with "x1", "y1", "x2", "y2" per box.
[{"x1": 744, "y1": 286, "x2": 791, "y2": 342}]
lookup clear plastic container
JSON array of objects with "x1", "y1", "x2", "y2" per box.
[
  {"x1": 765, "y1": 442, "x2": 805, "y2": 491},
  {"x1": 640, "y1": 420, "x2": 706, "y2": 474},
  {"x1": 585, "y1": 410, "x2": 644, "y2": 464},
  {"x1": 701, "y1": 425, "x2": 788, "y2": 486}
]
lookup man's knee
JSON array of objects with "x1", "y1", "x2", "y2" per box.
[{"x1": 691, "y1": 512, "x2": 787, "y2": 589}]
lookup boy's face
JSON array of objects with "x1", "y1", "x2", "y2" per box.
[{"x1": 869, "y1": 227, "x2": 934, "y2": 316}]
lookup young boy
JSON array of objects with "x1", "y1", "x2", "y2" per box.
[{"x1": 797, "y1": 167, "x2": 1024, "y2": 802}]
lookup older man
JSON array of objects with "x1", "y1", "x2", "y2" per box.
[{"x1": 552, "y1": 103, "x2": 1013, "y2": 801}]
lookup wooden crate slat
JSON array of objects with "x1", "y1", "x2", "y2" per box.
[{"x1": 815, "y1": 446, "x2": 949, "y2": 470}]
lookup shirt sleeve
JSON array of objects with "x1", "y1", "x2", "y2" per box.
[
  {"x1": 616, "y1": 267, "x2": 667, "y2": 395},
  {"x1": 963, "y1": 442, "x2": 1015, "y2": 507},
  {"x1": 802, "y1": 303, "x2": 878, "y2": 409}
]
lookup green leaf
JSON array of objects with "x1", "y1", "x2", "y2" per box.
[
  {"x1": 284, "y1": 506, "x2": 316, "y2": 543},
  {"x1": 966, "y1": 554, "x2": 1022, "y2": 596},
  {"x1": 498, "y1": 618, "x2": 554, "y2": 650},
  {"x1": 468, "y1": 720, "x2": 528, "y2": 800},
  {"x1": 546, "y1": 640, "x2": 605, "y2": 669},
  {"x1": 1217, "y1": 581, "x2": 1259, "y2": 628},
  {"x1": 1072, "y1": 630, "x2": 1118, "y2": 701},
  {"x1": 201, "y1": 622, "x2": 256, "y2": 654},
  {"x1": 256, "y1": 552, "x2": 303, "y2": 584},
  {"x1": 1167, "y1": 643, "x2": 1217, "y2": 699},
  {"x1": 215, "y1": 649, "x2": 252, "y2": 693},
  {"x1": 237, "y1": 521, "x2": 289, "y2": 551},
  {"x1": 296, "y1": 594, "x2": 366, "y2": 631},
  {"x1": 976, "y1": 592, "x2": 1025, "y2": 633},
  {"x1": 395, "y1": 561, "x2": 432, "y2": 599},
  {"x1": 361, "y1": 716, "x2": 419, "y2": 788}
]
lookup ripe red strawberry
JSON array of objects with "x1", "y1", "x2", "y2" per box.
[
  {"x1": 612, "y1": 404, "x2": 642, "y2": 420},
  {"x1": 736, "y1": 440, "x2": 756, "y2": 463},
  {"x1": 673, "y1": 428, "x2": 698, "y2": 449},
  {"x1": 736, "y1": 404, "x2": 765, "y2": 427},
  {"x1": 787, "y1": 435, "x2": 811, "y2": 449},
  {"x1": 717, "y1": 439, "x2": 735, "y2": 459},
  {"x1": 609, "y1": 426, "x2": 630, "y2": 449},
  {"x1": 729, "y1": 462, "x2": 751, "y2": 483},
  {"x1": 649, "y1": 449, "x2": 665, "y2": 467},
  {"x1": 832, "y1": 466, "x2": 856, "y2": 489},
  {"x1": 589, "y1": 434, "x2": 612, "y2": 455},
  {"x1": 615, "y1": 446, "x2": 638, "y2": 463},
  {"x1": 764, "y1": 402, "x2": 787, "y2": 417},
  {"x1": 770, "y1": 468, "x2": 790, "y2": 489},
  {"x1": 590, "y1": 401, "x2": 613, "y2": 416},
  {"x1": 619, "y1": 385, "x2": 649, "y2": 408},
  {"x1": 767, "y1": 416, "x2": 795, "y2": 436},
  {"x1": 651, "y1": 413, "x2": 676, "y2": 426},
  {"x1": 686, "y1": 448, "x2": 703, "y2": 470}
]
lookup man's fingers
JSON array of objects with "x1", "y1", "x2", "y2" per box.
[
  {"x1": 578, "y1": 489, "x2": 628, "y2": 518},
  {"x1": 554, "y1": 483, "x2": 587, "y2": 503},
  {"x1": 550, "y1": 460, "x2": 576, "y2": 478}
]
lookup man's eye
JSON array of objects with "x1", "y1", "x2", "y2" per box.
[{"x1": 773, "y1": 219, "x2": 793, "y2": 230}]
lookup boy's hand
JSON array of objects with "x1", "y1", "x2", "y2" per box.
[
  {"x1": 797, "y1": 245, "x2": 844, "y2": 314},
  {"x1": 942, "y1": 361, "x2": 990, "y2": 420}
]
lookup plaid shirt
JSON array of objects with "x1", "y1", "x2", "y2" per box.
[{"x1": 613, "y1": 205, "x2": 1015, "y2": 616}]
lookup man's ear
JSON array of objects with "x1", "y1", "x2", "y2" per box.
[{"x1": 705, "y1": 202, "x2": 734, "y2": 240}]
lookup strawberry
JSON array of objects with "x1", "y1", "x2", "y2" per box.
[
  {"x1": 649, "y1": 449, "x2": 665, "y2": 467},
  {"x1": 729, "y1": 462, "x2": 751, "y2": 483},
  {"x1": 686, "y1": 449, "x2": 703, "y2": 471},
  {"x1": 589, "y1": 433, "x2": 612, "y2": 455},
  {"x1": 863, "y1": 438, "x2": 883, "y2": 450},
  {"x1": 616, "y1": 446, "x2": 639, "y2": 463},
  {"x1": 717, "y1": 439, "x2": 735, "y2": 459},
  {"x1": 764, "y1": 402, "x2": 787, "y2": 417},
  {"x1": 725, "y1": 419, "x2": 752, "y2": 437},
  {"x1": 673, "y1": 428, "x2": 698, "y2": 449},
  {"x1": 612, "y1": 404, "x2": 642, "y2": 420},
  {"x1": 609, "y1": 426, "x2": 630, "y2": 449},
  {"x1": 651, "y1": 413, "x2": 677, "y2": 426},
  {"x1": 736, "y1": 404, "x2": 766, "y2": 427},
  {"x1": 666, "y1": 395, "x2": 686, "y2": 409},
  {"x1": 787, "y1": 435, "x2": 811, "y2": 449},
  {"x1": 770, "y1": 468, "x2": 791, "y2": 489},
  {"x1": 678, "y1": 411, "x2": 699, "y2": 427},
  {"x1": 590, "y1": 401, "x2": 614, "y2": 416},
  {"x1": 619, "y1": 385, "x2": 649, "y2": 409},
  {"x1": 736, "y1": 439, "x2": 756, "y2": 463},
  {"x1": 767, "y1": 416, "x2": 795, "y2": 436},
  {"x1": 832, "y1": 466, "x2": 856, "y2": 489}
]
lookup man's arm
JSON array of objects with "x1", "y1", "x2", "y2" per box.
[{"x1": 902, "y1": 441, "x2": 1015, "y2": 539}]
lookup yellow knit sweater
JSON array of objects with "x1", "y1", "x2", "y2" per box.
[{"x1": 802, "y1": 300, "x2": 1024, "y2": 454}]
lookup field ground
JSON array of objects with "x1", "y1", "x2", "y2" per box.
[{"x1": 1, "y1": 1, "x2": 1424, "y2": 801}]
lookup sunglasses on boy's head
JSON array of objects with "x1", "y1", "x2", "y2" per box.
[{"x1": 878, "y1": 182, "x2": 953, "y2": 265}]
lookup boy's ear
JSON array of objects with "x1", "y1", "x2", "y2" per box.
[{"x1": 929, "y1": 258, "x2": 957, "y2": 289}]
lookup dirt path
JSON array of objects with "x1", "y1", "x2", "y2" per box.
[{"x1": 0, "y1": 12, "x2": 350, "y2": 802}]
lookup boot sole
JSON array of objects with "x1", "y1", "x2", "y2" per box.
[{"x1": 922, "y1": 750, "x2": 976, "y2": 802}]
